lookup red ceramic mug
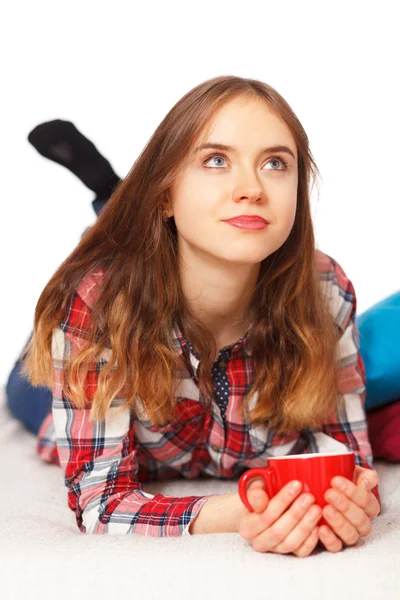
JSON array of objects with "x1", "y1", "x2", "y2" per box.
[{"x1": 238, "y1": 451, "x2": 355, "y2": 528}]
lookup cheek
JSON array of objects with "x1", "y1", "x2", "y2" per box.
[
  {"x1": 286, "y1": 203, "x2": 297, "y2": 229},
  {"x1": 275, "y1": 194, "x2": 297, "y2": 229},
  {"x1": 173, "y1": 185, "x2": 217, "y2": 225},
  {"x1": 174, "y1": 199, "x2": 205, "y2": 227}
]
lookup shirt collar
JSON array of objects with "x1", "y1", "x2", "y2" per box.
[{"x1": 173, "y1": 319, "x2": 255, "y2": 362}]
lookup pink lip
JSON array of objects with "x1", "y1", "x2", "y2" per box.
[{"x1": 223, "y1": 216, "x2": 269, "y2": 230}]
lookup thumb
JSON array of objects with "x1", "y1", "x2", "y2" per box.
[{"x1": 353, "y1": 465, "x2": 379, "y2": 490}]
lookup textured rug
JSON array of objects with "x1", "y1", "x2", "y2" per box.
[{"x1": 1, "y1": 388, "x2": 399, "y2": 600}]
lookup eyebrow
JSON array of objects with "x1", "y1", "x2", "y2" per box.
[{"x1": 194, "y1": 142, "x2": 296, "y2": 160}]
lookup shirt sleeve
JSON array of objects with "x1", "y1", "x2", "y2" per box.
[
  {"x1": 45, "y1": 287, "x2": 216, "y2": 536},
  {"x1": 307, "y1": 256, "x2": 381, "y2": 511},
  {"x1": 36, "y1": 411, "x2": 60, "y2": 466}
]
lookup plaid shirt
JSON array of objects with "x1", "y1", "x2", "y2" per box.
[{"x1": 36, "y1": 250, "x2": 380, "y2": 535}]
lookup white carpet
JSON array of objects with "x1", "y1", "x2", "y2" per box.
[{"x1": 1, "y1": 387, "x2": 400, "y2": 600}]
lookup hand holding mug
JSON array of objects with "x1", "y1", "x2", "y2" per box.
[
  {"x1": 238, "y1": 477, "x2": 322, "y2": 557},
  {"x1": 237, "y1": 451, "x2": 379, "y2": 555},
  {"x1": 316, "y1": 465, "x2": 380, "y2": 552}
]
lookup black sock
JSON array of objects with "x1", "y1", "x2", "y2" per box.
[{"x1": 28, "y1": 119, "x2": 122, "y2": 199}]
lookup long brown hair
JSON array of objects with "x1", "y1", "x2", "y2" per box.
[{"x1": 21, "y1": 75, "x2": 341, "y2": 436}]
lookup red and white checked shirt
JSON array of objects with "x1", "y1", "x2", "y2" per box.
[{"x1": 36, "y1": 250, "x2": 380, "y2": 535}]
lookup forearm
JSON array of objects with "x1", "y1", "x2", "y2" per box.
[{"x1": 189, "y1": 492, "x2": 247, "y2": 534}]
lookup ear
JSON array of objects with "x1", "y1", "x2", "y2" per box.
[{"x1": 161, "y1": 193, "x2": 173, "y2": 218}]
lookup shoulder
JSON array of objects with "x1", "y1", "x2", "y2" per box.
[
  {"x1": 315, "y1": 249, "x2": 353, "y2": 289},
  {"x1": 315, "y1": 249, "x2": 357, "y2": 334},
  {"x1": 60, "y1": 269, "x2": 105, "y2": 343},
  {"x1": 75, "y1": 269, "x2": 105, "y2": 309}
]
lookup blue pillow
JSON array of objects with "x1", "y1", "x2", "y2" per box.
[{"x1": 356, "y1": 290, "x2": 400, "y2": 410}]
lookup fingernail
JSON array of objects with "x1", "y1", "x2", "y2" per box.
[
  {"x1": 332, "y1": 477, "x2": 346, "y2": 490},
  {"x1": 301, "y1": 494, "x2": 313, "y2": 508},
  {"x1": 290, "y1": 481, "x2": 301, "y2": 493}
]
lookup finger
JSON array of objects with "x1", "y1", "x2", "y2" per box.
[
  {"x1": 324, "y1": 487, "x2": 374, "y2": 537},
  {"x1": 247, "y1": 478, "x2": 269, "y2": 513},
  {"x1": 267, "y1": 504, "x2": 322, "y2": 555},
  {"x1": 322, "y1": 504, "x2": 361, "y2": 546},
  {"x1": 247, "y1": 477, "x2": 266, "y2": 492},
  {"x1": 250, "y1": 495, "x2": 321, "y2": 553},
  {"x1": 239, "y1": 480, "x2": 302, "y2": 540},
  {"x1": 330, "y1": 475, "x2": 380, "y2": 520},
  {"x1": 318, "y1": 525, "x2": 343, "y2": 553},
  {"x1": 354, "y1": 468, "x2": 381, "y2": 518},
  {"x1": 353, "y1": 466, "x2": 379, "y2": 490},
  {"x1": 293, "y1": 526, "x2": 320, "y2": 558},
  {"x1": 247, "y1": 488, "x2": 269, "y2": 513}
]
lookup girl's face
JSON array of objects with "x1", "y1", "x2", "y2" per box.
[{"x1": 167, "y1": 96, "x2": 299, "y2": 267}]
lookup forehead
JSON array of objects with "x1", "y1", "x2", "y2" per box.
[{"x1": 195, "y1": 96, "x2": 296, "y2": 154}]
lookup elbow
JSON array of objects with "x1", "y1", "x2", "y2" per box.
[
  {"x1": 70, "y1": 495, "x2": 112, "y2": 534},
  {"x1": 80, "y1": 504, "x2": 105, "y2": 534}
]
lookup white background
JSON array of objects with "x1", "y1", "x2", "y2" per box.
[{"x1": 1, "y1": 0, "x2": 399, "y2": 386}]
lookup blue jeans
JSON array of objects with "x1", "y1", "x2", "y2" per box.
[
  {"x1": 6, "y1": 337, "x2": 52, "y2": 435},
  {"x1": 6, "y1": 195, "x2": 107, "y2": 435}
]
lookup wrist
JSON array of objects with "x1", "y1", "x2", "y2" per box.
[{"x1": 189, "y1": 492, "x2": 248, "y2": 535}]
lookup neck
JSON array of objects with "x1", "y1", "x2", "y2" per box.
[{"x1": 179, "y1": 245, "x2": 260, "y2": 340}]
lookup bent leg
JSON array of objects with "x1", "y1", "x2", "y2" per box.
[{"x1": 6, "y1": 348, "x2": 52, "y2": 435}]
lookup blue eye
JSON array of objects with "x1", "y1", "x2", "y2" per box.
[
  {"x1": 267, "y1": 158, "x2": 287, "y2": 170},
  {"x1": 203, "y1": 154, "x2": 227, "y2": 168},
  {"x1": 202, "y1": 153, "x2": 289, "y2": 170}
]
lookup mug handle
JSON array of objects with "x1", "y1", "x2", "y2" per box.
[{"x1": 238, "y1": 467, "x2": 277, "y2": 512}]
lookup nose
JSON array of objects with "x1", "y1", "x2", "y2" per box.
[
  {"x1": 234, "y1": 188, "x2": 266, "y2": 203},
  {"x1": 233, "y1": 170, "x2": 266, "y2": 203}
]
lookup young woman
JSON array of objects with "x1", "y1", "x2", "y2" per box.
[{"x1": 21, "y1": 75, "x2": 380, "y2": 556}]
